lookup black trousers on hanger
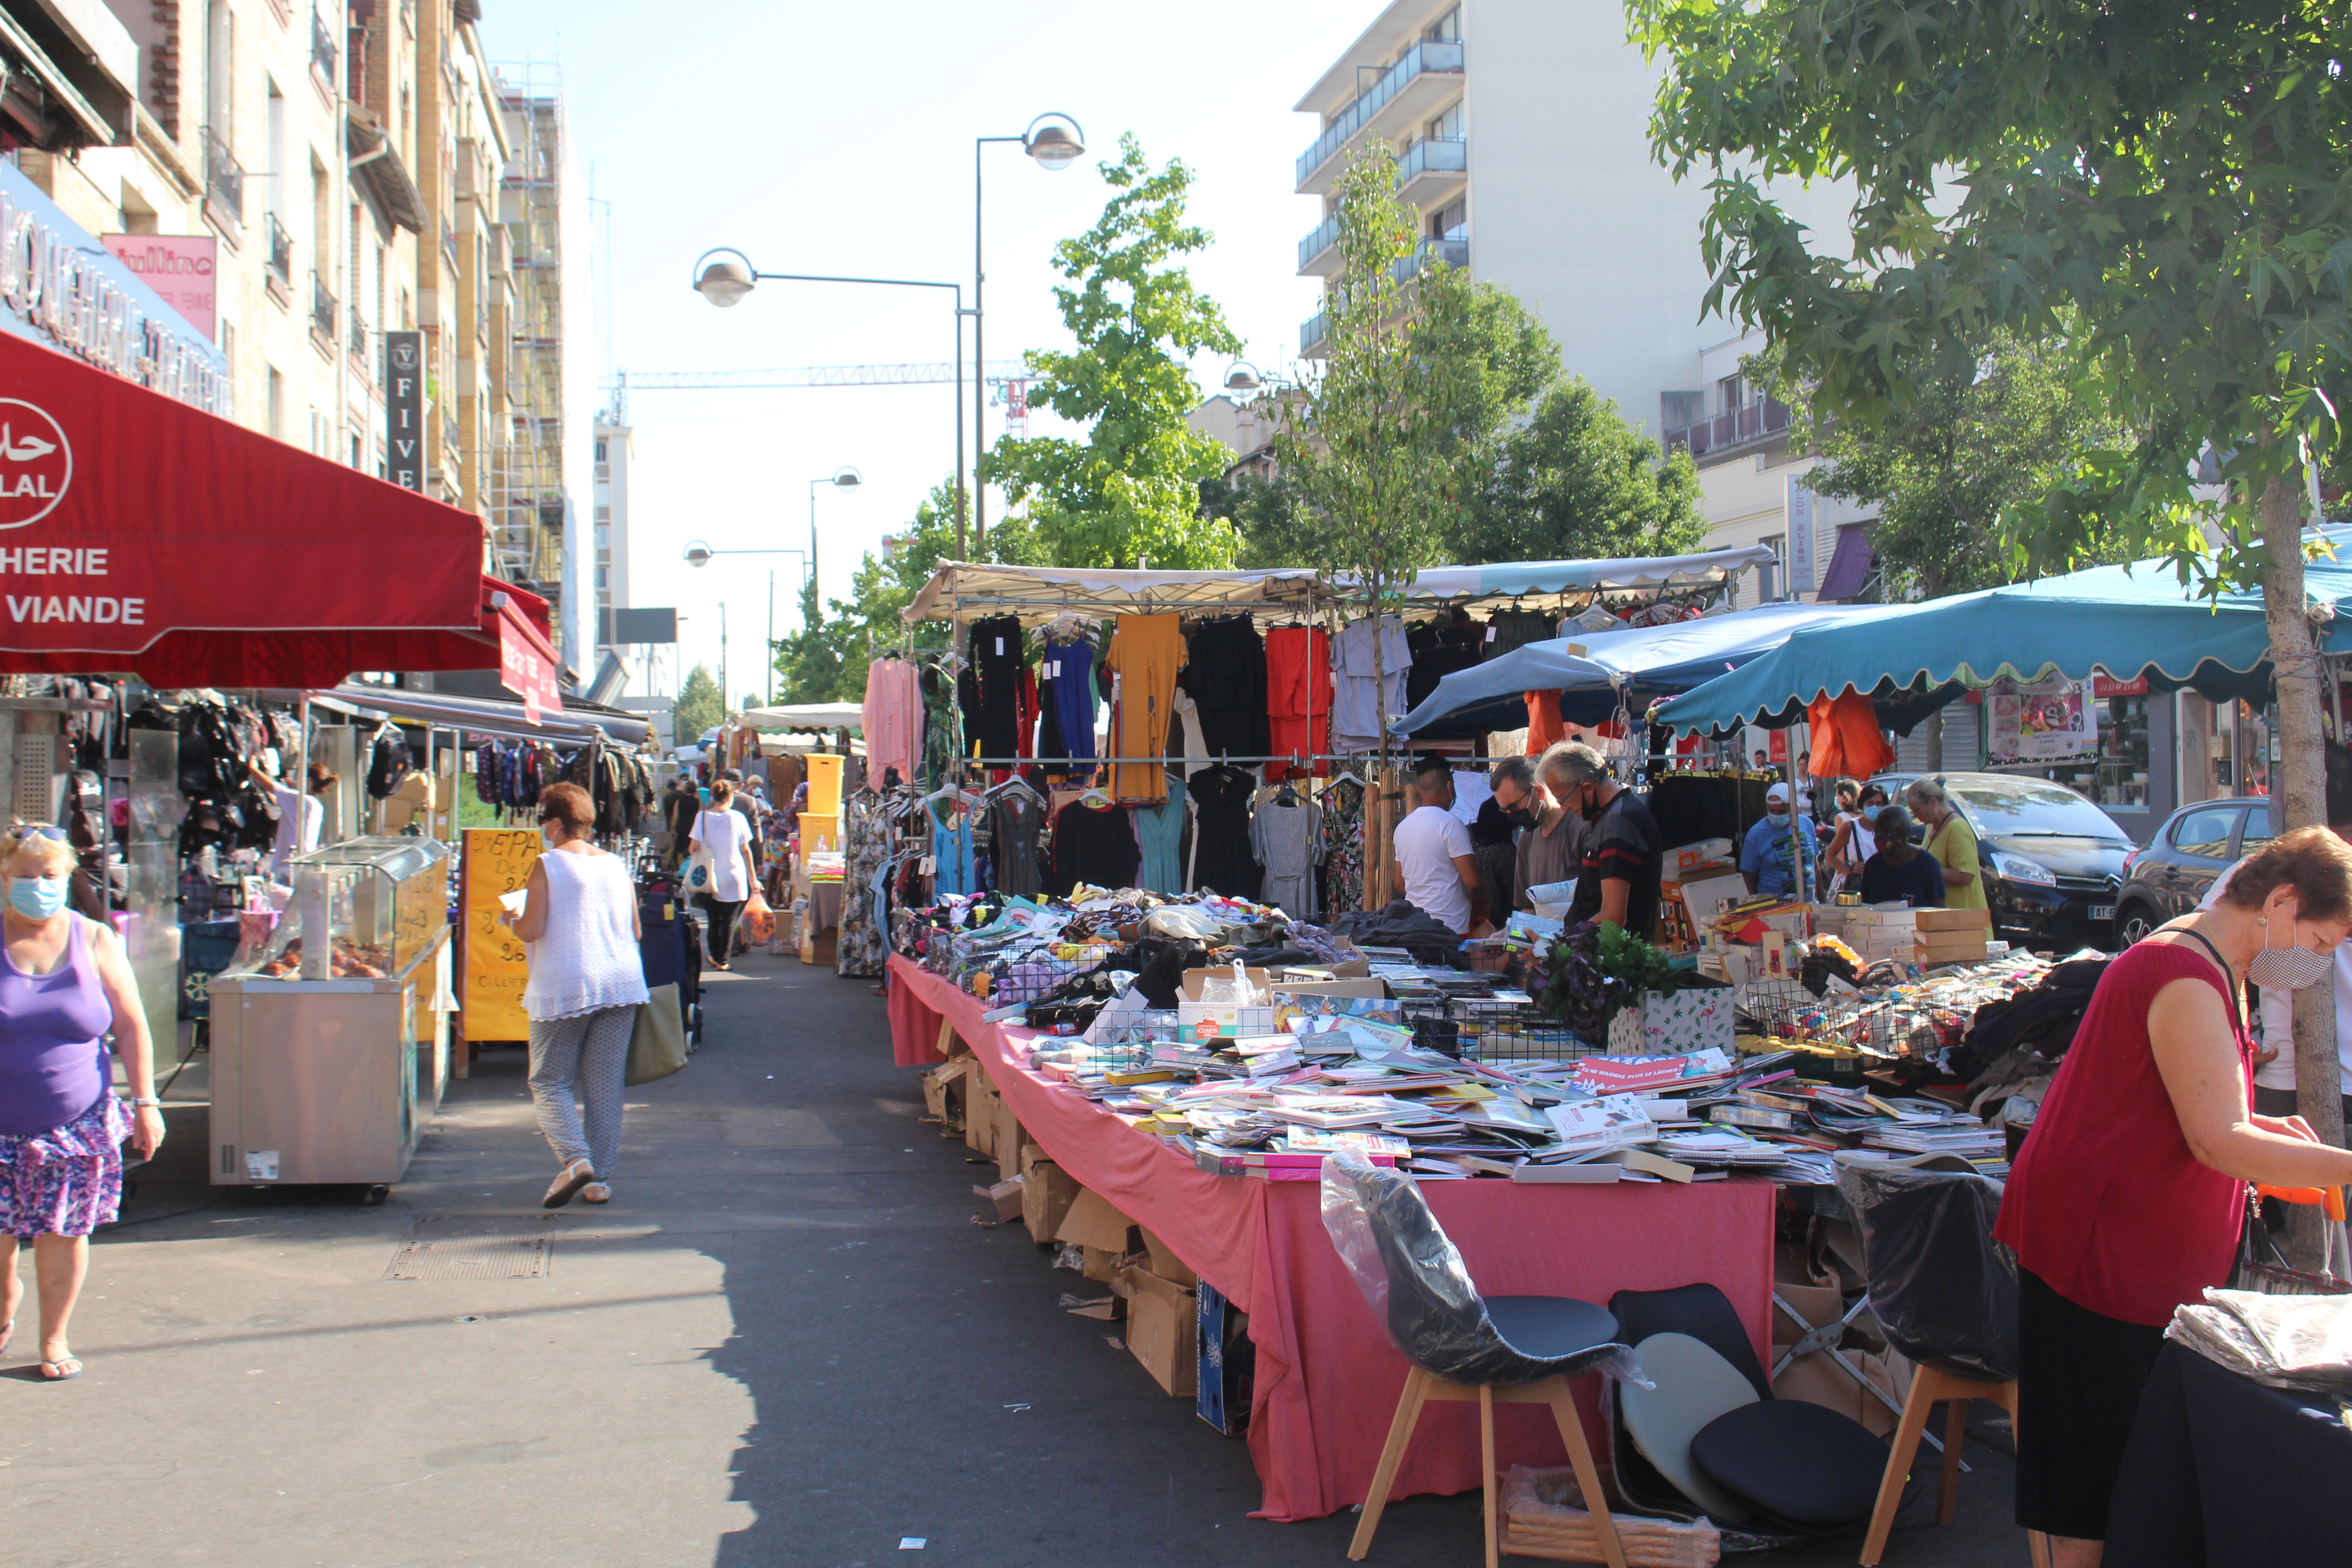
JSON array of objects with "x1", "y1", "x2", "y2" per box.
[{"x1": 972, "y1": 614, "x2": 1023, "y2": 761}]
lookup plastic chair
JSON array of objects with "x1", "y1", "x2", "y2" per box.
[
  {"x1": 1833, "y1": 1160, "x2": 2052, "y2": 1568},
  {"x1": 1320, "y1": 1154, "x2": 1635, "y2": 1568},
  {"x1": 1607, "y1": 1283, "x2": 1888, "y2": 1534}
]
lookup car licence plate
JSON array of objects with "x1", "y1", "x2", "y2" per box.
[{"x1": 2089, "y1": 905, "x2": 2116, "y2": 921}]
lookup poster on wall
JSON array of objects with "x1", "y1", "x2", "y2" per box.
[{"x1": 1988, "y1": 676, "x2": 2097, "y2": 762}]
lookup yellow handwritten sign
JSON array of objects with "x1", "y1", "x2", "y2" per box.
[{"x1": 461, "y1": 828, "x2": 542, "y2": 1042}]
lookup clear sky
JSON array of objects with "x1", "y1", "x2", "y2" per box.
[{"x1": 475, "y1": 0, "x2": 1356, "y2": 705}]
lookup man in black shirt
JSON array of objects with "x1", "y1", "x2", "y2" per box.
[
  {"x1": 662, "y1": 776, "x2": 700, "y2": 872},
  {"x1": 1551, "y1": 742, "x2": 1664, "y2": 939}
]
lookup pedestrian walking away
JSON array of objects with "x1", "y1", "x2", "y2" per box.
[
  {"x1": 690, "y1": 779, "x2": 758, "y2": 970},
  {"x1": 0, "y1": 823, "x2": 165, "y2": 1382},
  {"x1": 509, "y1": 783, "x2": 650, "y2": 1209}
]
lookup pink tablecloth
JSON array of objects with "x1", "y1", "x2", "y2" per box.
[{"x1": 882, "y1": 953, "x2": 1775, "y2": 1522}]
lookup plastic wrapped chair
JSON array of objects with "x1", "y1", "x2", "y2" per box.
[
  {"x1": 1833, "y1": 1159, "x2": 2049, "y2": 1568},
  {"x1": 1321, "y1": 1153, "x2": 1641, "y2": 1568}
]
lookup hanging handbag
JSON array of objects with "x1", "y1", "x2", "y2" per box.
[
  {"x1": 2231, "y1": 1185, "x2": 2352, "y2": 1296},
  {"x1": 625, "y1": 984, "x2": 689, "y2": 1085}
]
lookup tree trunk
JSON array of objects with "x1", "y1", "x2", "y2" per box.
[{"x1": 2258, "y1": 473, "x2": 2344, "y2": 1270}]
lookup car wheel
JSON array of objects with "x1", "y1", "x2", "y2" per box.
[{"x1": 2116, "y1": 899, "x2": 2159, "y2": 947}]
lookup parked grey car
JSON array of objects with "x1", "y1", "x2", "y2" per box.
[
  {"x1": 2112, "y1": 797, "x2": 2275, "y2": 944},
  {"x1": 1869, "y1": 772, "x2": 2136, "y2": 948}
]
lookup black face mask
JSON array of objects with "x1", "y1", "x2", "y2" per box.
[
  {"x1": 1501, "y1": 806, "x2": 1538, "y2": 830},
  {"x1": 1576, "y1": 787, "x2": 1605, "y2": 822}
]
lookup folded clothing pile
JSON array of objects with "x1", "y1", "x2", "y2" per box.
[{"x1": 2170, "y1": 1288, "x2": 2352, "y2": 1394}]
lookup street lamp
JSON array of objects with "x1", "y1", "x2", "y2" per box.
[
  {"x1": 689, "y1": 250, "x2": 967, "y2": 559},
  {"x1": 974, "y1": 113, "x2": 1085, "y2": 551},
  {"x1": 682, "y1": 539, "x2": 817, "y2": 705}
]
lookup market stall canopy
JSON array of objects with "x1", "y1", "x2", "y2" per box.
[
  {"x1": 1654, "y1": 543, "x2": 2352, "y2": 737},
  {"x1": 1395, "y1": 601, "x2": 1875, "y2": 739},
  {"x1": 740, "y1": 701, "x2": 865, "y2": 730},
  {"x1": 902, "y1": 545, "x2": 1774, "y2": 628},
  {"x1": 306, "y1": 681, "x2": 642, "y2": 747},
  {"x1": 0, "y1": 330, "x2": 512, "y2": 691},
  {"x1": 902, "y1": 562, "x2": 1332, "y2": 627}
]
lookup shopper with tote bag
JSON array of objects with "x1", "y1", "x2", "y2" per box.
[
  {"x1": 506, "y1": 783, "x2": 649, "y2": 1209},
  {"x1": 688, "y1": 779, "x2": 760, "y2": 970}
]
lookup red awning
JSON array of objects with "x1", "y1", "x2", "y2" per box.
[{"x1": 0, "y1": 329, "x2": 501, "y2": 687}]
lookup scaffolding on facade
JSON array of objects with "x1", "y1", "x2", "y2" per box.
[{"x1": 489, "y1": 59, "x2": 568, "y2": 602}]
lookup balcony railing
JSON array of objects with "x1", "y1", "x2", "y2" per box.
[
  {"x1": 311, "y1": 273, "x2": 337, "y2": 342},
  {"x1": 205, "y1": 131, "x2": 244, "y2": 223},
  {"x1": 311, "y1": 5, "x2": 338, "y2": 82},
  {"x1": 1664, "y1": 396, "x2": 1794, "y2": 458},
  {"x1": 265, "y1": 214, "x2": 293, "y2": 289},
  {"x1": 1296, "y1": 39, "x2": 1465, "y2": 187},
  {"x1": 1396, "y1": 136, "x2": 1467, "y2": 186},
  {"x1": 348, "y1": 305, "x2": 370, "y2": 369},
  {"x1": 1300, "y1": 311, "x2": 1328, "y2": 356},
  {"x1": 1394, "y1": 237, "x2": 1468, "y2": 282},
  {"x1": 1298, "y1": 214, "x2": 1342, "y2": 272}
]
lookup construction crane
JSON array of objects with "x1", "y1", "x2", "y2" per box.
[{"x1": 605, "y1": 362, "x2": 1036, "y2": 433}]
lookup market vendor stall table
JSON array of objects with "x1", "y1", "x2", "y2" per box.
[{"x1": 883, "y1": 953, "x2": 1775, "y2": 1522}]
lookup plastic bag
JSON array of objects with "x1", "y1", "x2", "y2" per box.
[
  {"x1": 1319, "y1": 1152, "x2": 1647, "y2": 1388},
  {"x1": 2169, "y1": 1288, "x2": 2352, "y2": 1392},
  {"x1": 1833, "y1": 1159, "x2": 2017, "y2": 1382},
  {"x1": 1141, "y1": 906, "x2": 1225, "y2": 942}
]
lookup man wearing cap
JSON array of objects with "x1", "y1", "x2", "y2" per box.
[{"x1": 1740, "y1": 782, "x2": 1819, "y2": 898}]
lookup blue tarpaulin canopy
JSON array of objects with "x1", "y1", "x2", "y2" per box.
[
  {"x1": 1396, "y1": 602, "x2": 1878, "y2": 739},
  {"x1": 1653, "y1": 542, "x2": 2352, "y2": 737}
]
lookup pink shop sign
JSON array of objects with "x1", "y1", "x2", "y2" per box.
[{"x1": 99, "y1": 235, "x2": 216, "y2": 342}]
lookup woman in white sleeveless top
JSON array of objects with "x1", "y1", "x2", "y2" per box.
[
  {"x1": 508, "y1": 782, "x2": 648, "y2": 1207},
  {"x1": 688, "y1": 779, "x2": 758, "y2": 970}
]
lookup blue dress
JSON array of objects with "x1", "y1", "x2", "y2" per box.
[
  {"x1": 1134, "y1": 793, "x2": 1188, "y2": 894},
  {"x1": 930, "y1": 803, "x2": 977, "y2": 897}
]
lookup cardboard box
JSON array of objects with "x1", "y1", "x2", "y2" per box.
[
  {"x1": 797, "y1": 924, "x2": 837, "y2": 967},
  {"x1": 920, "y1": 1058, "x2": 970, "y2": 1131},
  {"x1": 973, "y1": 1177, "x2": 1024, "y2": 1223},
  {"x1": 1915, "y1": 907, "x2": 1992, "y2": 932},
  {"x1": 1666, "y1": 838, "x2": 1735, "y2": 874},
  {"x1": 1020, "y1": 1158, "x2": 1083, "y2": 1245},
  {"x1": 993, "y1": 1097, "x2": 1029, "y2": 1181},
  {"x1": 1197, "y1": 1280, "x2": 1253, "y2": 1436},
  {"x1": 1055, "y1": 1186, "x2": 1142, "y2": 1256},
  {"x1": 1118, "y1": 1264, "x2": 1200, "y2": 1397},
  {"x1": 1081, "y1": 1245, "x2": 1129, "y2": 1283},
  {"x1": 1278, "y1": 959, "x2": 1372, "y2": 980},
  {"x1": 1607, "y1": 984, "x2": 1735, "y2": 1056},
  {"x1": 1268, "y1": 977, "x2": 1388, "y2": 1001},
  {"x1": 965, "y1": 1060, "x2": 998, "y2": 1158},
  {"x1": 1177, "y1": 966, "x2": 1278, "y2": 1039},
  {"x1": 1138, "y1": 1225, "x2": 1199, "y2": 1289}
]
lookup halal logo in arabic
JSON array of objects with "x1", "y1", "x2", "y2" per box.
[{"x1": 0, "y1": 399, "x2": 70, "y2": 530}]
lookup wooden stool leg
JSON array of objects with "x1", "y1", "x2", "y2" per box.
[
  {"x1": 1480, "y1": 1385, "x2": 1499, "y2": 1568},
  {"x1": 1349, "y1": 1366, "x2": 1430, "y2": 1562},
  {"x1": 1999, "y1": 1380, "x2": 2055, "y2": 1568},
  {"x1": 1860, "y1": 1369, "x2": 1941, "y2": 1566},
  {"x1": 1937, "y1": 1396, "x2": 1969, "y2": 1526},
  {"x1": 1540, "y1": 1378, "x2": 1628, "y2": 1568}
]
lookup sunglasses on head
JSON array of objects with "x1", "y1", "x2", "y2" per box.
[{"x1": 10, "y1": 823, "x2": 66, "y2": 843}]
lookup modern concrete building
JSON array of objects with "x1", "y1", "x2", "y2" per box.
[{"x1": 593, "y1": 412, "x2": 631, "y2": 621}]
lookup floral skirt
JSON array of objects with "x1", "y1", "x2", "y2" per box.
[{"x1": 0, "y1": 1094, "x2": 131, "y2": 1240}]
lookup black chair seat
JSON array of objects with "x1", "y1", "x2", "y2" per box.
[
  {"x1": 1484, "y1": 1296, "x2": 1618, "y2": 1364},
  {"x1": 1689, "y1": 1398, "x2": 1888, "y2": 1530}
]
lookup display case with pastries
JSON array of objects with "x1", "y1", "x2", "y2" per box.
[{"x1": 222, "y1": 837, "x2": 450, "y2": 982}]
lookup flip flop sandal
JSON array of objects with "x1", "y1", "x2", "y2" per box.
[
  {"x1": 0, "y1": 1318, "x2": 13, "y2": 1357},
  {"x1": 542, "y1": 1160, "x2": 595, "y2": 1210},
  {"x1": 40, "y1": 1357, "x2": 81, "y2": 1382}
]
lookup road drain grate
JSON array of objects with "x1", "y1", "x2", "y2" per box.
[{"x1": 385, "y1": 1217, "x2": 556, "y2": 1281}]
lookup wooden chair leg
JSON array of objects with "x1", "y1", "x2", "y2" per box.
[
  {"x1": 1936, "y1": 1395, "x2": 1969, "y2": 1526},
  {"x1": 1349, "y1": 1366, "x2": 1429, "y2": 1562},
  {"x1": 1539, "y1": 1377, "x2": 1629, "y2": 1568},
  {"x1": 1480, "y1": 1385, "x2": 1499, "y2": 1568},
  {"x1": 1997, "y1": 1380, "x2": 2055, "y2": 1568},
  {"x1": 1860, "y1": 1368, "x2": 1940, "y2": 1566}
]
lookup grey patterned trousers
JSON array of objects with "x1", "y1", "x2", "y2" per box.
[{"x1": 528, "y1": 1005, "x2": 637, "y2": 1177}]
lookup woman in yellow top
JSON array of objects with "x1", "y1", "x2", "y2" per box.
[{"x1": 1905, "y1": 778, "x2": 1987, "y2": 911}]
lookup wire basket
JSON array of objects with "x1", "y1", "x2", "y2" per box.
[
  {"x1": 1455, "y1": 1000, "x2": 1601, "y2": 1063},
  {"x1": 1733, "y1": 974, "x2": 1969, "y2": 1057}
]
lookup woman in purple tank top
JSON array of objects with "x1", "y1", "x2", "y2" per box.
[{"x1": 0, "y1": 826, "x2": 162, "y2": 1382}]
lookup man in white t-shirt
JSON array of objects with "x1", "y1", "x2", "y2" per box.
[
  {"x1": 1391, "y1": 758, "x2": 1490, "y2": 936},
  {"x1": 247, "y1": 755, "x2": 323, "y2": 878}
]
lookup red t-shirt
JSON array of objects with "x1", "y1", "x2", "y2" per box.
[{"x1": 1994, "y1": 939, "x2": 2253, "y2": 1326}]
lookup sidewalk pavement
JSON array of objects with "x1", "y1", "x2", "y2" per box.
[{"x1": 6, "y1": 949, "x2": 2021, "y2": 1567}]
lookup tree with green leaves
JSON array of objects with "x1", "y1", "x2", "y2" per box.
[
  {"x1": 1450, "y1": 377, "x2": 1708, "y2": 565},
  {"x1": 1277, "y1": 147, "x2": 1488, "y2": 742},
  {"x1": 1763, "y1": 332, "x2": 2127, "y2": 763},
  {"x1": 981, "y1": 134, "x2": 1244, "y2": 569},
  {"x1": 673, "y1": 663, "x2": 723, "y2": 745},
  {"x1": 1635, "y1": 0, "x2": 2352, "y2": 1203}
]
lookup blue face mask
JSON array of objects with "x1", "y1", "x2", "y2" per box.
[{"x1": 10, "y1": 874, "x2": 67, "y2": 919}]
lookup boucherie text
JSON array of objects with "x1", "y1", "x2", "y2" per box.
[{"x1": 0, "y1": 547, "x2": 142, "y2": 624}]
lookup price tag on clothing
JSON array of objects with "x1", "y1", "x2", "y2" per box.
[
  {"x1": 920, "y1": 855, "x2": 937, "y2": 875},
  {"x1": 995, "y1": 637, "x2": 1005, "y2": 656},
  {"x1": 1485, "y1": 625, "x2": 1497, "y2": 642}
]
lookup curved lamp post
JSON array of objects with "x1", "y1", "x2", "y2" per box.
[{"x1": 972, "y1": 113, "x2": 1084, "y2": 549}]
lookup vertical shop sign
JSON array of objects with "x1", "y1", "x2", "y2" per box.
[
  {"x1": 1784, "y1": 475, "x2": 1817, "y2": 598},
  {"x1": 386, "y1": 330, "x2": 423, "y2": 490},
  {"x1": 460, "y1": 827, "x2": 541, "y2": 1041}
]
